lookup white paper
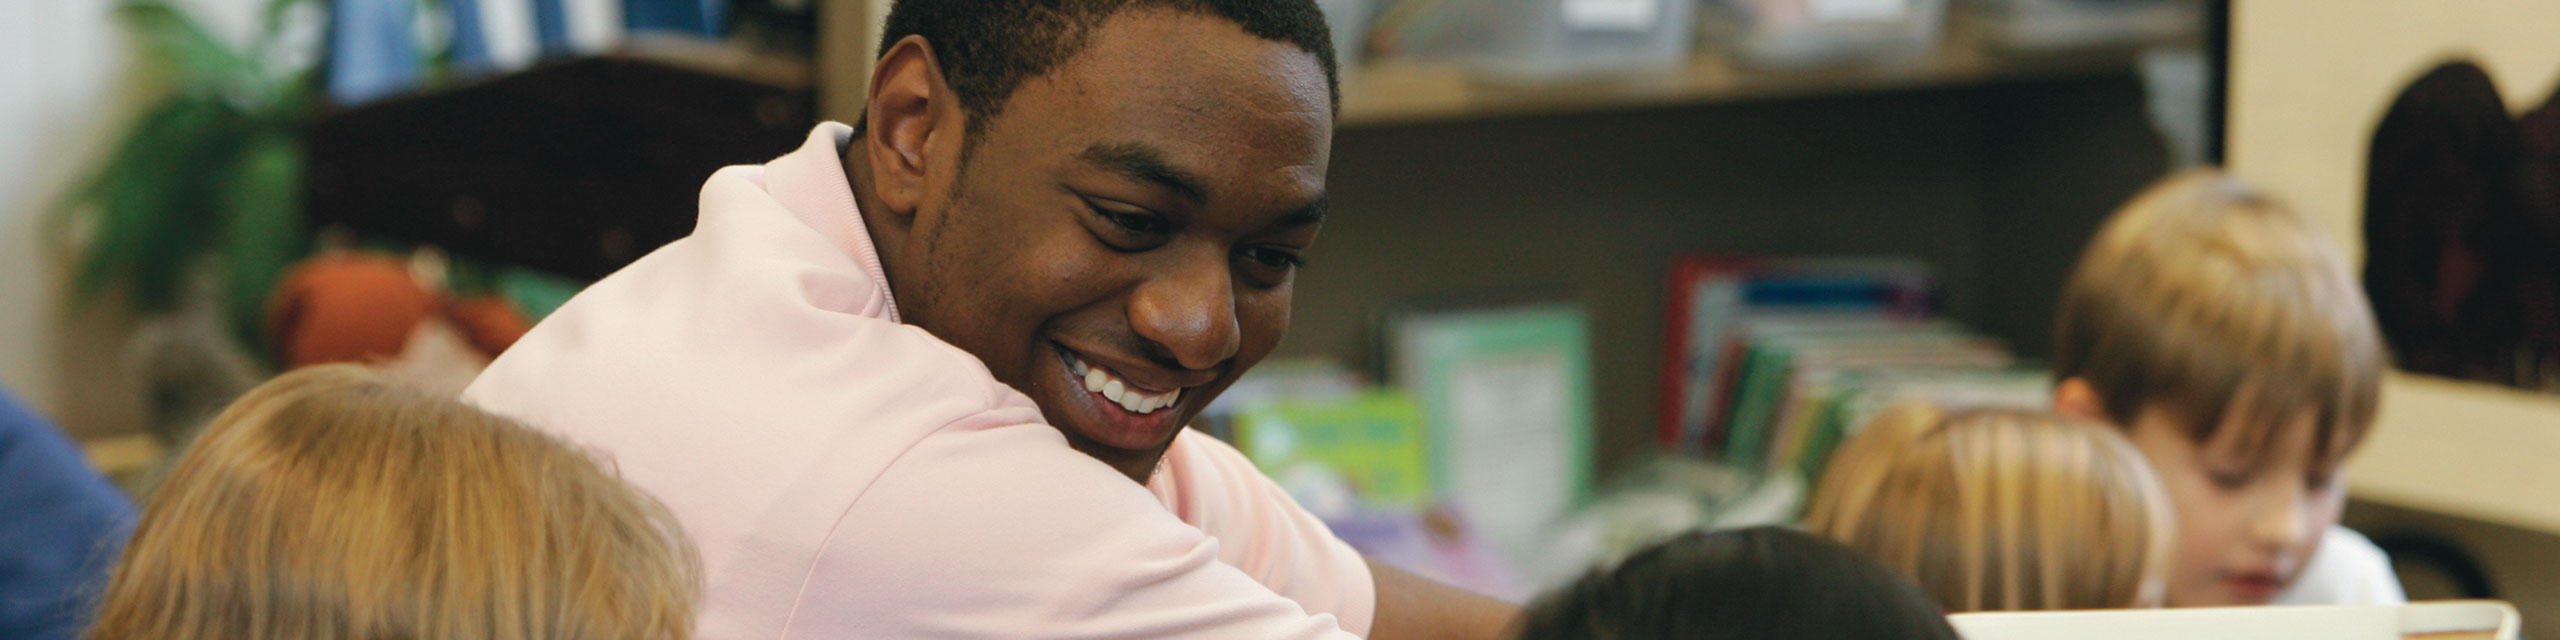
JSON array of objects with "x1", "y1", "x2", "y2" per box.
[
  {"x1": 1563, "y1": 0, "x2": 1658, "y2": 30},
  {"x1": 1444, "y1": 347, "x2": 1575, "y2": 561}
]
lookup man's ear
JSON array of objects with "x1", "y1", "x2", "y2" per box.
[
  {"x1": 863, "y1": 35, "x2": 952, "y2": 219},
  {"x1": 2054, "y1": 377, "x2": 2107, "y2": 422}
]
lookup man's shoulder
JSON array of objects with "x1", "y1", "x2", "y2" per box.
[
  {"x1": 458, "y1": 202, "x2": 1049, "y2": 601},
  {"x1": 1150, "y1": 429, "x2": 1266, "y2": 504},
  {"x1": 1146, "y1": 430, "x2": 1378, "y2": 633}
]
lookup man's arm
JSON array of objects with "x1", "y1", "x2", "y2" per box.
[{"x1": 1365, "y1": 558, "x2": 1521, "y2": 640}]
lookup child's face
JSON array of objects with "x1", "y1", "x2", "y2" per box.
[{"x1": 2126, "y1": 408, "x2": 2347, "y2": 607}]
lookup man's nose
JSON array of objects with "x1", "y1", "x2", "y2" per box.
[{"x1": 1128, "y1": 252, "x2": 1240, "y2": 371}]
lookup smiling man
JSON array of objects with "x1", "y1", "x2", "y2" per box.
[{"x1": 461, "y1": 1, "x2": 1514, "y2": 638}]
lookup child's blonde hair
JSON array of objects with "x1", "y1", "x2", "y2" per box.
[
  {"x1": 85, "y1": 364, "x2": 700, "y2": 640},
  {"x1": 1804, "y1": 405, "x2": 2174, "y2": 612},
  {"x1": 2052, "y1": 168, "x2": 2385, "y2": 475}
]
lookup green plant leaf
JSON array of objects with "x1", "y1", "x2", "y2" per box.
[
  {"x1": 216, "y1": 124, "x2": 307, "y2": 359},
  {"x1": 65, "y1": 96, "x2": 251, "y2": 312},
  {"x1": 65, "y1": 98, "x2": 215, "y2": 302},
  {"x1": 115, "y1": 0, "x2": 257, "y2": 94},
  {"x1": 60, "y1": 0, "x2": 319, "y2": 325}
]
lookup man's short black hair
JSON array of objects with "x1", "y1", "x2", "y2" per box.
[{"x1": 854, "y1": 0, "x2": 1338, "y2": 139}]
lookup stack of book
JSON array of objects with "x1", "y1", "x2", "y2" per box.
[{"x1": 1659, "y1": 255, "x2": 2049, "y2": 481}]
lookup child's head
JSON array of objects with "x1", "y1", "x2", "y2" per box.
[
  {"x1": 86, "y1": 364, "x2": 699, "y2": 640},
  {"x1": 1517, "y1": 526, "x2": 1960, "y2": 640},
  {"x1": 1804, "y1": 404, "x2": 2175, "y2": 612},
  {"x1": 2051, "y1": 169, "x2": 2387, "y2": 607}
]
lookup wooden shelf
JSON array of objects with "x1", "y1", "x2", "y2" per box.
[
  {"x1": 1340, "y1": 39, "x2": 2166, "y2": 128},
  {"x1": 2347, "y1": 374, "x2": 2560, "y2": 535},
  {"x1": 806, "y1": 1, "x2": 2165, "y2": 130}
]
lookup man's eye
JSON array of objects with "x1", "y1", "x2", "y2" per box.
[
  {"x1": 1240, "y1": 246, "x2": 1303, "y2": 270},
  {"x1": 1099, "y1": 208, "x2": 1168, "y2": 235}
]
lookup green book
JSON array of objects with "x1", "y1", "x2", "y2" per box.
[{"x1": 1232, "y1": 391, "x2": 1434, "y2": 508}]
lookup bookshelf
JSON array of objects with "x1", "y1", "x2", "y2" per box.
[
  {"x1": 1338, "y1": 37, "x2": 2161, "y2": 128},
  {"x1": 812, "y1": 0, "x2": 2164, "y2": 132},
  {"x1": 1293, "y1": 71, "x2": 2166, "y2": 476}
]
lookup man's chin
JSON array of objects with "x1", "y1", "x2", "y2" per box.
[
  {"x1": 1063, "y1": 416, "x2": 1183, "y2": 456},
  {"x1": 1050, "y1": 420, "x2": 1179, "y2": 477}
]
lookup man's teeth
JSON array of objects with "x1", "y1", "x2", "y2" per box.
[{"x1": 1066, "y1": 352, "x2": 1181, "y2": 414}]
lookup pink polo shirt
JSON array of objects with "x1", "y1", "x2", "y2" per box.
[{"x1": 463, "y1": 123, "x2": 1371, "y2": 638}]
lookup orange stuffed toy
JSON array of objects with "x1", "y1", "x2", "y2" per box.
[{"x1": 264, "y1": 250, "x2": 531, "y2": 372}]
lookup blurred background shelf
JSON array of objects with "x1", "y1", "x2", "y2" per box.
[{"x1": 1340, "y1": 36, "x2": 2168, "y2": 128}]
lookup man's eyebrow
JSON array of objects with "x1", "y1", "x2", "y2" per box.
[
  {"x1": 1278, "y1": 197, "x2": 1328, "y2": 228},
  {"x1": 1079, "y1": 142, "x2": 1208, "y2": 203}
]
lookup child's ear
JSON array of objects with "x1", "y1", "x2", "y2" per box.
[{"x1": 2054, "y1": 377, "x2": 2107, "y2": 421}]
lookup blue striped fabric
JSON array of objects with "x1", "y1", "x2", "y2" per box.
[
  {"x1": 334, "y1": 0, "x2": 719, "y2": 105},
  {"x1": 531, "y1": 0, "x2": 572, "y2": 55}
]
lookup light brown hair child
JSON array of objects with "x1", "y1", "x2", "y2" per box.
[
  {"x1": 1804, "y1": 404, "x2": 2175, "y2": 612},
  {"x1": 2051, "y1": 168, "x2": 2391, "y2": 607},
  {"x1": 85, "y1": 364, "x2": 700, "y2": 639}
]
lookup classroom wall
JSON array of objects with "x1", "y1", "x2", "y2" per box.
[
  {"x1": 0, "y1": 0, "x2": 122, "y2": 418},
  {"x1": 0, "y1": 0, "x2": 269, "y2": 429}
]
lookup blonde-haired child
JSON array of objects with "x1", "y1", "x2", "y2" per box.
[
  {"x1": 1805, "y1": 404, "x2": 2175, "y2": 612},
  {"x1": 85, "y1": 364, "x2": 700, "y2": 639},
  {"x1": 2052, "y1": 168, "x2": 2400, "y2": 606}
]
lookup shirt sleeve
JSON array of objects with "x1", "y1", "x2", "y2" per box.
[
  {"x1": 779, "y1": 421, "x2": 1363, "y2": 639},
  {"x1": 0, "y1": 391, "x2": 137, "y2": 640},
  {"x1": 2272, "y1": 525, "x2": 2408, "y2": 606},
  {"x1": 1149, "y1": 430, "x2": 1377, "y2": 636}
]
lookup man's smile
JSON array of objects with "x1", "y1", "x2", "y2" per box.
[{"x1": 1058, "y1": 346, "x2": 1184, "y2": 414}]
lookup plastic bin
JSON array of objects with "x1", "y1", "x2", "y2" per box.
[
  {"x1": 1699, "y1": 0, "x2": 1950, "y2": 69},
  {"x1": 1957, "y1": 0, "x2": 2202, "y2": 52},
  {"x1": 1386, "y1": 0, "x2": 1697, "y2": 80}
]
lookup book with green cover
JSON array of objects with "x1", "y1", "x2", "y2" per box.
[
  {"x1": 1232, "y1": 391, "x2": 1435, "y2": 508},
  {"x1": 1388, "y1": 302, "x2": 1595, "y2": 563}
]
